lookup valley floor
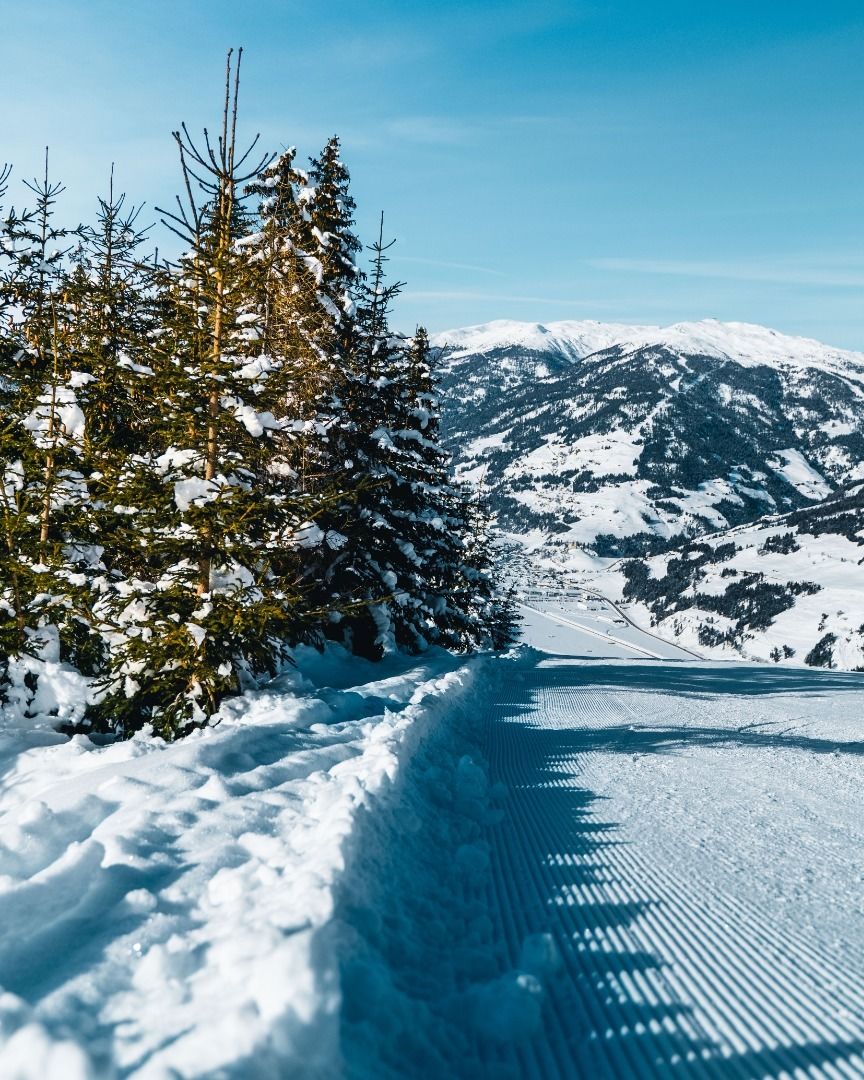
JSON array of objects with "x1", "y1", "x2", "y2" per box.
[{"x1": 1, "y1": 598, "x2": 863, "y2": 1077}]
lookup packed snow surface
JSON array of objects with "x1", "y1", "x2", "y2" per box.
[
  {"x1": 3, "y1": 600, "x2": 864, "y2": 1077},
  {"x1": 0, "y1": 647, "x2": 477, "y2": 1078}
]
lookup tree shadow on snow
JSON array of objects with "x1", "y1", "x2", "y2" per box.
[
  {"x1": 475, "y1": 667, "x2": 864, "y2": 1078},
  {"x1": 537, "y1": 653, "x2": 864, "y2": 698},
  {"x1": 478, "y1": 697, "x2": 717, "y2": 1076}
]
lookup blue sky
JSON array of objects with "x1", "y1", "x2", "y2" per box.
[{"x1": 4, "y1": 1, "x2": 864, "y2": 346}]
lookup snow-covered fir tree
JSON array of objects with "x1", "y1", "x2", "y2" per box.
[
  {"x1": 0, "y1": 55, "x2": 517, "y2": 738},
  {"x1": 93, "y1": 54, "x2": 335, "y2": 736},
  {"x1": 0, "y1": 155, "x2": 93, "y2": 697},
  {"x1": 455, "y1": 489, "x2": 520, "y2": 651}
]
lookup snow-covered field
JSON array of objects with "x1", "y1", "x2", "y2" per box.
[
  {"x1": 0, "y1": 647, "x2": 478, "y2": 1078},
  {"x1": 3, "y1": 601, "x2": 864, "y2": 1077},
  {"x1": 562, "y1": 491, "x2": 864, "y2": 670}
]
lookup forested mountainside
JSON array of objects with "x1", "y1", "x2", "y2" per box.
[
  {"x1": 434, "y1": 319, "x2": 864, "y2": 668},
  {"x1": 591, "y1": 483, "x2": 864, "y2": 669},
  {"x1": 434, "y1": 319, "x2": 864, "y2": 558}
]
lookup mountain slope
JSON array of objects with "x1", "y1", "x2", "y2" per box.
[
  {"x1": 585, "y1": 483, "x2": 864, "y2": 668},
  {"x1": 434, "y1": 319, "x2": 864, "y2": 557}
]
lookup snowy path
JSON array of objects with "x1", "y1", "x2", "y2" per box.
[
  {"x1": 3, "y1": 601, "x2": 864, "y2": 1077},
  {"x1": 342, "y1": 598, "x2": 864, "y2": 1077},
  {"x1": 470, "y1": 602, "x2": 864, "y2": 1077}
]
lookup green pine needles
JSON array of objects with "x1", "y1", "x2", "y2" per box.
[{"x1": 0, "y1": 50, "x2": 517, "y2": 739}]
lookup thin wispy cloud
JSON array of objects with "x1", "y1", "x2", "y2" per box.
[
  {"x1": 383, "y1": 117, "x2": 476, "y2": 145},
  {"x1": 401, "y1": 290, "x2": 621, "y2": 308},
  {"x1": 591, "y1": 257, "x2": 864, "y2": 288},
  {"x1": 394, "y1": 256, "x2": 508, "y2": 277}
]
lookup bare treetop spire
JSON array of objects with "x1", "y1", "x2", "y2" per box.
[{"x1": 157, "y1": 48, "x2": 272, "y2": 248}]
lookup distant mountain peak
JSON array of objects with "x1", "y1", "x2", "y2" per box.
[
  {"x1": 436, "y1": 314, "x2": 864, "y2": 559},
  {"x1": 432, "y1": 318, "x2": 864, "y2": 380}
]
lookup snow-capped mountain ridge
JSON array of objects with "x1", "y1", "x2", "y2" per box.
[
  {"x1": 434, "y1": 315, "x2": 864, "y2": 669},
  {"x1": 433, "y1": 317, "x2": 864, "y2": 381},
  {"x1": 435, "y1": 316, "x2": 864, "y2": 558}
]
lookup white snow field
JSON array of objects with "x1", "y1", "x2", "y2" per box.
[
  {"x1": 0, "y1": 647, "x2": 479, "y2": 1078},
  {"x1": 340, "y1": 600, "x2": 864, "y2": 1078},
  {"x1": 3, "y1": 602, "x2": 864, "y2": 1077}
]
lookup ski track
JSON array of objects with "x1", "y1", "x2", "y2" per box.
[
  {"x1": 337, "y1": 599, "x2": 864, "y2": 1078},
  {"x1": 473, "y1": 606, "x2": 864, "y2": 1078}
]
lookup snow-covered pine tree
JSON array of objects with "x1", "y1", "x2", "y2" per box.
[
  {"x1": 454, "y1": 487, "x2": 520, "y2": 650},
  {"x1": 390, "y1": 324, "x2": 482, "y2": 649},
  {"x1": 305, "y1": 136, "x2": 362, "y2": 309},
  {"x1": 0, "y1": 154, "x2": 92, "y2": 697},
  {"x1": 302, "y1": 223, "x2": 452, "y2": 656},
  {"x1": 93, "y1": 52, "x2": 327, "y2": 737},
  {"x1": 244, "y1": 149, "x2": 334, "y2": 493},
  {"x1": 0, "y1": 163, "x2": 11, "y2": 370},
  {"x1": 396, "y1": 330, "x2": 519, "y2": 652},
  {"x1": 244, "y1": 136, "x2": 374, "y2": 649},
  {"x1": 66, "y1": 171, "x2": 156, "y2": 462},
  {"x1": 0, "y1": 161, "x2": 20, "y2": 693},
  {"x1": 298, "y1": 146, "x2": 516, "y2": 655},
  {"x1": 296, "y1": 136, "x2": 366, "y2": 503},
  {"x1": 291, "y1": 137, "x2": 365, "y2": 507},
  {"x1": 53, "y1": 174, "x2": 161, "y2": 680}
]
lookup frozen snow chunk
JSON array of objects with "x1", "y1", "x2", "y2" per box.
[
  {"x1": 132, "y1": 935, "x2": 200, "y2": 989},
  {"x1": 68, "y1": 370, "x2": 95, "y2": 388},
  {"x1": 121, "y1": 889, "x2": 158, "y2": 916},
  {"x1": 519, "y1": 932, "x2": 561, "y2": 979},
  {"x1": 155, "y1": 446, "x2": 199, "y2": 474},
  {"x1": 23, "y1": 385, "x2": 86, "y2": 446},
  {"x1": 231, "y1": 403, "x2": 280, "y2": 438},
  {"x1": 293, "y1": 522, "x2": 324, "y2": 549},
  {"x1": 455, "y1": 755, "x2": 488, "y2": 802},
  {"x1": 469, "y1": 971, "x2": 544, "y2": 1042},
  {"x1": 173, "y1": 477, "x2": 218, "y2": 512},
  {"x1": 207, "y1": 865, "x2": 247, "y2": 907}
]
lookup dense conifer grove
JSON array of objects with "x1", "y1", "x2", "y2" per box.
[{"x1": 0, "y1": 52, "x2": 516, "y2": 739}]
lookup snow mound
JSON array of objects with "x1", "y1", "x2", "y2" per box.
[{"x1": 0, "y1": 646, "x2": 477, "y2": 1078}]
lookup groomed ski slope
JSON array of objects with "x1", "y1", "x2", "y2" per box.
[
  {"x1": 343, "y1": 595, "x2": 864, "y2": 1078},
  {"x1": 2, "y1": 599, "x2": 864, "y2": 1077}
]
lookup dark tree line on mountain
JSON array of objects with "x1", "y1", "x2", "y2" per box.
[
  {"x1": 0, "y1": 53, "x2": 516, "y2": 739},
  {"x1": 622, "y1": 541, "x2": 821, "y2": 648}
]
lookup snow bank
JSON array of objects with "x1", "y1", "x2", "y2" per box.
[
  {"x1": 336, "y1": 647, "x2": 572, "y2": 1076},
  {"x1": 0, "y1": 646, "x2": 478, "y2": 1078}
]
